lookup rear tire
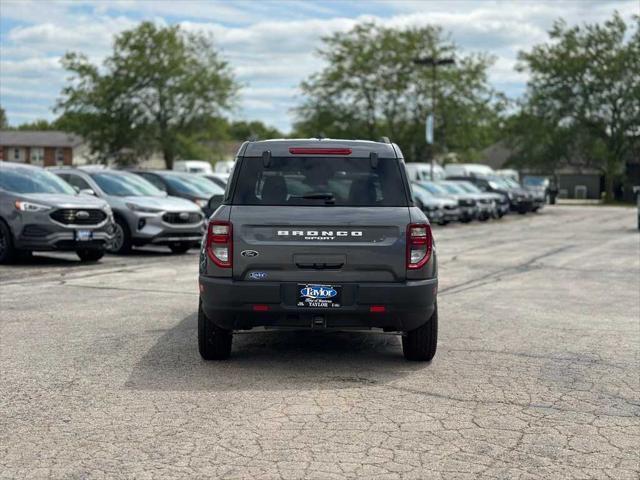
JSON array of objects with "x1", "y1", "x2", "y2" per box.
[
  {"x1": 402, "y1": 305, "x2": 438, "y2": 361},
  {"x1": 198, "y1": 300, "x2": 232, "y2": 360},
  {"x1": 77, "y1": 249, "x2": 105, "y2": 262},
  {"x1": 169, "y1": 242, "x2": 191, "y2": 254},
  {"x1": 0, "y1": 219, "x2": 15, "y2": 264},
  {"x1": 108, "y1": 217, "x2": 132, "y2": 254}
]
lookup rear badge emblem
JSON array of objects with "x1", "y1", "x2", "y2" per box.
[
  {"x1": 241, "y1": 250, "x2": 259, "y2": 257},
  {"x1": 249, "y1": 272, "x2": 267, "y2": 280}
]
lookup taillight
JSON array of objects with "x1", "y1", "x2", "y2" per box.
[
  {"x1": 288, "y1": 147, "x2": 352, "y2": 155},
  {"x1": 206, "y1": 221, "x2": 232, "y2": 268},
  {"x1": 407, "y1": 223, "x2": 433, "y2": 270}
]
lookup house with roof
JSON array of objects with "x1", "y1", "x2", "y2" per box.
[{"x1": 0, "y1": 131, "x2": 90, "y2": 167}]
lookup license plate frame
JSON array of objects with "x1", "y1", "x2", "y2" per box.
[
  {"x1": 75, "y1": 230, "x2": 93, "y2": 242},
  {"x1": 297, "y1": 284, "x2": 342, "y2": 309}
]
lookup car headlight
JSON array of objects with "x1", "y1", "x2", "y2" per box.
[
  {"x1": 14, "y1": 200, "x2": 51, "y2": 212},
  {"x1": 194, "y1": 198, "x2": 209, "y2": 208},
  {"x1": 125, "y1": 202, "x2": 163, "y2": 214}
]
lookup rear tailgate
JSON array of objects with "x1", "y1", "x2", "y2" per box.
[{"x1": 231, "y1": 205, "x2": 410, "y2": 282}]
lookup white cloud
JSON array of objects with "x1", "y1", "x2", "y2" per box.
[{"x1": 1, "y1": 0, "x2": 637, "y2": 130}]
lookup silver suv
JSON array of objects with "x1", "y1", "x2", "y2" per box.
[
  {"x1": 198, "y1": 139, "x2": 438, "y2": 361},
  {"x1": 0, "y1": 162, "x2": 113, "y2": 263},
  {"x1": 51, "y1": 168, "x2": 205, "y2": 254}
]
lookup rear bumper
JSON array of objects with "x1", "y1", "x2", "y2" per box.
[{"x1": 199, "y1": 276, "x2": 437, "y2": 332}]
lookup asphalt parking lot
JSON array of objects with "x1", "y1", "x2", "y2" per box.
[{"x1": 1, "y1": 205, "x2": 638, "y2": 479}]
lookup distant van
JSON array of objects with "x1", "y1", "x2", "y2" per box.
[
  {"x1": 444, "y1": 163, "x2": 495, "y2": 178},
  {"x1": 214, "y1": 160, "x2": 235, "y2": 174},
  {"x1": 173, "y1": 160, "x2": 213, "y2": 174},
  {"x1": 405, "y1": 162, "x2": 446, "y2": 181}
]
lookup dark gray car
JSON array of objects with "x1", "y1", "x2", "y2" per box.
[
  {"x1": 198, "y1": 139, "x2": 438, "y2": 361},
  {"x1": 51, "y1": 168, "x2": 205, "y2": 254},
  {"x1": 0, "y1": 162, "x2": 113, "y2": 263}
]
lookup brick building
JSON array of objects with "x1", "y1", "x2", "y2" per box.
[{"x1": 0, "y1": 131, "x2": 85, "y2": 167}]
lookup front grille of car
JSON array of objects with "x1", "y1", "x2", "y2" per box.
[
  {"x1": 458, "y1": 199, "x2": 476, "y2": 207},
  {"x1": 479, "y1": 199, "x2": 491, "y2": 204},
  {"x1": 444, "y1": 205, "x2": 457, "y2": 210},
  {"x1": 21, "y1": 224, "x2": 51, "y2": 237},
  {"x1": 162, "y1": 212, "x2": 203, "y2": 224},
  {"x1": 50, "y1": 209, "x2": 107, "y2": 225}
]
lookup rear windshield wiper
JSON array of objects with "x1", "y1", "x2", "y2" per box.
[{"x1": 289, "y1": 193, "x2": 335, "y2": 204}]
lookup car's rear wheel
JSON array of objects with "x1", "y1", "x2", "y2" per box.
[
  {"x1": 402, "y1": 304, "x2": 438, "y2": 361},
  {"x1": 77, "y1": 248, "x2": 105, "y2": 262},
  {"x1": 169, "y1": 242, "x2": 191, "y2": 254},
  {"x1": 107, "y1": 217, "x2": 132, "y2": 254},
  {"x1": 0, "y1": 220, "x2": 15, "y2": 264},
  {"x1": 198, "y1": 300, "x2": 232, "y2": 360}
]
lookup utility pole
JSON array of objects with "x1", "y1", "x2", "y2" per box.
[{"x1": 413, "y1": 56, "x2": 455, "y2": 180}]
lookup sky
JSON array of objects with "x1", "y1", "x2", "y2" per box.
[{"x1": 0, "y1": 0, "x2": 638, "y2": 132}]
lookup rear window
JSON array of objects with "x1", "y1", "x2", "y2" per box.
[{"x1": 231, "y1": 156, "x2": 409, "y2": 207}]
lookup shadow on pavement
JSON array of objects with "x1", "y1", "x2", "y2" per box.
[
  {"x1": 126, "y1": 313, "x2": 426, "y2": 392},
  {"x1": 10, "y1": 252, "x2": 82, "y2": 266}
]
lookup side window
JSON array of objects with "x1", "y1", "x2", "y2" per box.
[
  {"x1": 140, "y1": 173, "x2": 166, "y2": 192},
  {"x1": 65, "y1": 174, "x2": 92, "y2": 191}
]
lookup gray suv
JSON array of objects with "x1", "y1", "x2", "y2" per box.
[
  {"x1": 0, "y1": 162, "x2": 113, "y2": 263},
  {"x1": 198, "y1": 139, "x2": 438, "y2": 361},
  {"x1": 51, "y1": 168, "x2": 205, "y2": 254}
]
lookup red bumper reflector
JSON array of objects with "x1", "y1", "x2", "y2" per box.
[
  {"x1": 252, "y1": 305, "x2": 270, "y2": 312},
  {"x1": 370, "y1": 305, "x2": 386, "y2": 313}
]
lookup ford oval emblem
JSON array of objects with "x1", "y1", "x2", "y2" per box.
[
  {"x1": 75, "y1": 210, "x2": 90, "y2": 219},
  {"x1": 241, "y1": 250, "x2": 259, "y2": 257}
]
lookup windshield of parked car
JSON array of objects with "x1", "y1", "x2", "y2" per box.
[
  {"x1": 92, "y1": 172, "x2": 164, "y2": 197},
  {"x1": 523, "y1": 177, "x2": 546, "y2": 187},
  {"x1": 419, "y1": 181, "x2": 449, "y2": 195},
  {"x1": 0, "y1": 167, "x2": 76, "y2": 194},
  {"x1": 455, "y1": 182, "x2": 483, "y2": 194},
  {"x1": 412, "y1": 182, "x2": 435, "y2": 197},
  {"x1": 502, "y1": 178, "x2": 521, "y2": 189},
  {"x1": 232, "y1": 156, "x2": 409, "y2": 206},
  {"x1": 440, "y1": 182, "x2": 467, "y2": 194},
  {"x1": 162, "y1": 173, "x2": 224, "y2": 197},
  {"x1": 486, "y1": 176, "x2": 510, "y2": 190}
]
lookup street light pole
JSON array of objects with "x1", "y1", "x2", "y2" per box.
[{"x1": 413, "y1": 56, "x2": 455, "y2": 180}]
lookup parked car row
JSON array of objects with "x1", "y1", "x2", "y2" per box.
[
  {"x1": 410, "y1": 175, "x2": 542, "y2": 225},
  {"x1": 0, "y1": 162, "x2": 232, "y2": 263}
]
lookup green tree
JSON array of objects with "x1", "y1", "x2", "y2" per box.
[
  {"x1": 228, "y1": 120, "x2": 283, "y2": 141},
  {"x1": 58, "y1": 22, "x2": 238, "y2": 167},
  {"x1": 516, "y1": 12, "x2": 640, "y2": 199},
  {"x1": 0, "y1": 106, "x2": 7, "y2": 129},
  {"x1": 293, "y1": 23, "x2": 505, "y2": 162}
]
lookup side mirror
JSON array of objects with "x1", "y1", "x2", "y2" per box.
[
  {"x1": 79, "y1": 189, "x2": 96, "y2": 196},
  {"x1": 208, "y1": 194, "x2": 224, "y2": 212}
]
